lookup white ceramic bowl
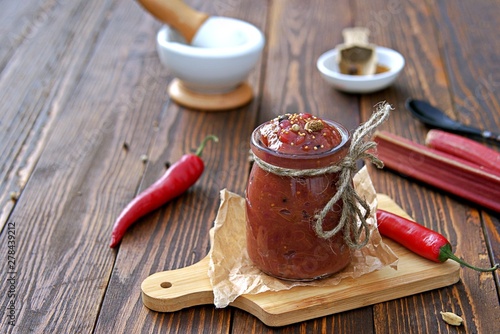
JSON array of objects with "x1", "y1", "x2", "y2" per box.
[
  {"x1": 316, "y1": 46, "x2": 405, "y2": 93},
  {"x1": 156, "y1": 17, "x2": 265, "y2": 94}
]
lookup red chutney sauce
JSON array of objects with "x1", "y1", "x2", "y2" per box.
[{"x1": 246, "y1": 113, "x2": 352, "y2": 281}]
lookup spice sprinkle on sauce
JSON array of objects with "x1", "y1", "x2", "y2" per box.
[{"x1": 259, "y1": 113, "x2": 343, "y2": 154}]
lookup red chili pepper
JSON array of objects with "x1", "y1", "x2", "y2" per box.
[
  {"x1": 109, "y1": 135, "x2": 218, "y2": 248},
  {"x1": 376, "y1": 209, "x2": 498, "y2": 272}
]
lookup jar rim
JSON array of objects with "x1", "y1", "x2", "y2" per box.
[{"x1": 251, "y1": 118, "x2": 350, "y2": 160}]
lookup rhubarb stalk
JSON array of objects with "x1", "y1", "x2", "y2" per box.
[
  {"x1": 373, "y1": 131, "x2": 500, "y2": 213},
  {"x1": 425, "y1": 129, "x2": 500, "y2": 176}
]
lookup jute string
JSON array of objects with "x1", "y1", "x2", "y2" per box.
[{"x1": 251, "y1": 102, "x2": 392, "y2": 249}]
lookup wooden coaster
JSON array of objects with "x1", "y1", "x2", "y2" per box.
[{"x1": 168, "y1": 79, "x2": 253, "y2": 111}]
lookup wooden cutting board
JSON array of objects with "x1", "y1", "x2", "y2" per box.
[{"x1": 141, "y1": 194, "x2": 460, "y2": 326}]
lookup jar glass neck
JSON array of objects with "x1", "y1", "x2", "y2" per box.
[{"x1": 250, "y1": 120, "x2": 351, "y2": 170}]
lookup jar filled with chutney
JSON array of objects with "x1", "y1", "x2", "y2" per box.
[{"x1": 245, "y1": 113, "x2": 352, "y2": 281}]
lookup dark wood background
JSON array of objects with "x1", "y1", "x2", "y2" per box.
[{"x1": 1, "y1": 0, "x2": 499, "y2": 333}]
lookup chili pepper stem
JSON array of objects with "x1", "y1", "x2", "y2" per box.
[
  {"x1": 195, "y1": 135, "x2": 219, "y2": 157},
  {"x1": 440, "y1": 244, "x2": 499, "y2": 272},
  {"x1": 109, "y1": 135, "x2": 219, "y2": 248}
]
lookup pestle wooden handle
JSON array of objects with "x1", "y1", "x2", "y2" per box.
[
  {"x1": 137, "y1": 0, "x2": 209, "y2": 43},
  {"x1": 141, "y1": 256, "x2": 214, "y2": 312}
]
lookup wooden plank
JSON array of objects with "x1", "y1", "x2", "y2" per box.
[
  {"x1": 431, "y1": 0, "x2": 500, "y2": 303},
  {"x1": 258, "y1": 0, "x2": 361, "y2": 131},
  {"x1": 94, "y1": 0, "x2": 268, "y2": 333},
  {"x1": 0, "y1": 0, "x2": 170, "y2": 332},
  {"x1": 433, "y1": 0, "x2": 500, "y2": 131},
  {"x1": 0, "y1": 0, "x2": 116, "y2": 230},
  {"x1": 355, "y1": 0, "x2": 500, "y2": 333},
  {"x1": 231, "y1": 0, "x2": 375, "y2": 332},
  {"x1": 0, "y1": 0, "x2": 43, "y2": 69}
]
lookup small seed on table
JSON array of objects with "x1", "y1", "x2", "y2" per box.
[
  {"x1": 10, "y1": 191, "x2": 19, "y2": 201},
  {"x1": 440, "y1": 311, "x2": 463, "y2": 326}
]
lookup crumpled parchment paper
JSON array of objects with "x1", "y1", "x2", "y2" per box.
[{"x1": 208, "y1": 166, "x2": 398, "y2": 308}]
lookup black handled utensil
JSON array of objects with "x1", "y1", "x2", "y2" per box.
[{"x1": 405, "y1": 99, "x2": 500, "y2": 143}]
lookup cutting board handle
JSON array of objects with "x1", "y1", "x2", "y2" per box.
[
  {"x1": 141, "y1": 256, "x2": 214, "y2": 312},
  {"x1": 137, "y1": 0, "x2": 209, "y2": 43}
]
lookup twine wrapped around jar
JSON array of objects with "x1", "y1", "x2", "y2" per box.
[{"x1": 251, "y1": 102, "x2": 392, "y2": 249}]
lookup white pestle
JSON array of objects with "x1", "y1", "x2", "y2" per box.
[
  {"x1": 137, "y1": 0, "x2": 250, "y2": 48},
  {"x1": 190, "y1": 17, "x2": 249, "y2": 48}
]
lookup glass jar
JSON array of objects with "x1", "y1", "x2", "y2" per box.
[{"x1": 245, "y1": 118, "x2": 351, "y2": 281}]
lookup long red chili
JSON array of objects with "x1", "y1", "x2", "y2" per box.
[
  {"x1": 376, "y1": 209, "x2": 498, "y2": 272},
  {"x1": 109, "y1": 135, "x2": 218, "y2": 248}
]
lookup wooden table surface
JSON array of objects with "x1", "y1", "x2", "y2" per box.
[{"x1": 1, "y1": 0, "x2": 499, "y2": 333}]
